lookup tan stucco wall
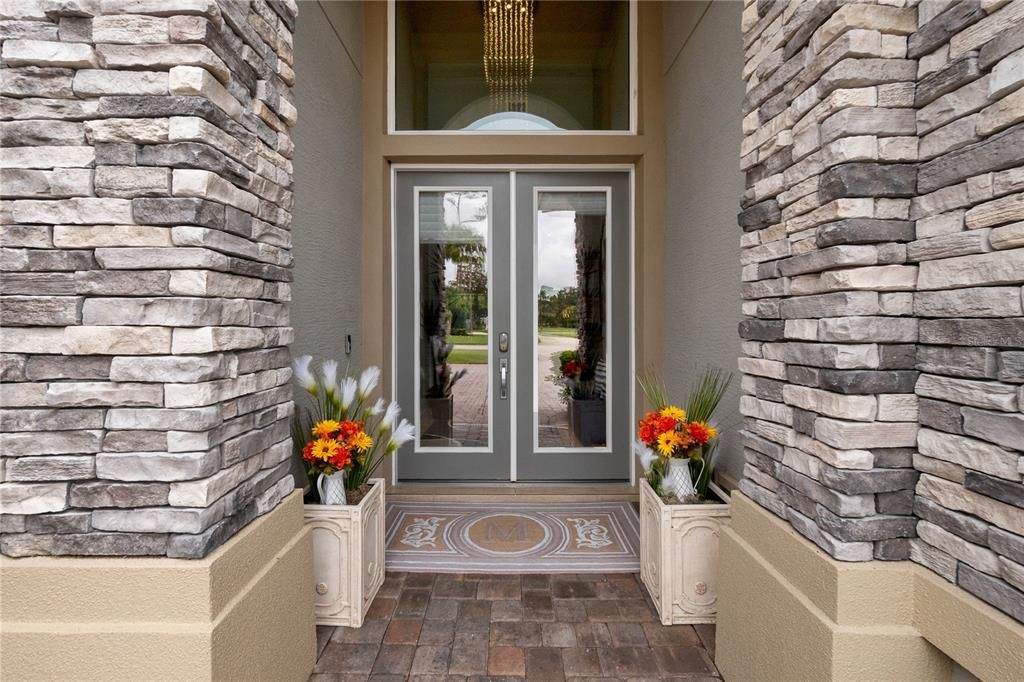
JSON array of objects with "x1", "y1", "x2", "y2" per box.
[
  {"x1": 0, "y1": 491, "x2": 315, "y2": 681},
  {"x1": 717, "y1": 493, "x2": 1024, "y2": 682},
  {"x1": 661, "y1": 1, "x2": 745, "y2": 480},
  {"x1": 292, "y1": 1, "x2": 364, "y2": 366}
]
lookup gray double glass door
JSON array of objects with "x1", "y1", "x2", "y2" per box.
[{"x1": 395, "y1": 170, "x2": 630, "y2": 481}]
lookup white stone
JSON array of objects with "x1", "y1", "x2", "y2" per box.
[
  {"x1": 0, "y1": 327, "x2": 64, "y2": 354},
  {"x1": 171, "y1": 327, "x2": 265, "y2": 354},
  {"x1": 109, "y1": 354, "x2": 237, "y2": 382},
  {"x1": 45, "y1": 382, "x2": 163, "y2": 407},
  {"x1": 0, "y1": 482, "x2": 68, "y2": 514},
  {"x1": 740, "y1": 395, "x2": 794, "y2": 425},
  {"x1": 85, "y1": 117, "x2": 169, "y2": 144},
  {"x1": 1, "y1": 198, "x2": 132, "y2": 225},
  {"x1": 913, "y1": 453, "x2": 966, "y2": 484},
  {"x1": 783, "y1": 385, "x2": 877, "y2": 422},
  {"x1": 91, "y1": 14, "x2": 169, "y2": 43},
  {"x1": 916, "y1": 211, "x2": 965, "y2": 238},
  {"x1": 916, "y1": 374, "x2": 1018, "y2": 411},
  {"x1": 918, "y1": 249, "x2": 1024, "y2": 289},
  {"x1": 737, "y1": 357, "x2": 787, "y2": 380},
  {"x1": 96, "y1": 42, "x2": 229, "y2": 82},
  {"x1": 814, "y1": 418, "x2": 918, "y2": 449},
  {"x1": 72, "y1": 69, "x2": 168, "y2": 96},
  {"x1": 53, "y1": 225, "x2": 172, "y2": 248},
  {"x1": 990, "y1": 47, "x2": 1024, "y2": 98},
  {"x1": 817, "y1": 317, "x2": 919, "y2": 343},
  {"x1": 917, "y1": 474, "x2": 1024, "y2": 536},
  {"x1": 62, "y1": 326, "x2": 171, "y2": 355},
  {"x1": 785, "y1": 319, "x2": 818, "y2": 340},
  {"x1": 915, "y1": 286, "x2": 1023, "y2": 317},
  {"x1": 1, "y1": 39, "x2": 96, "y2": 67},
  {"x1": 989, "y1": 221, "x2": 1024, "y2": 249},
  {"x1": 171, "y1": 169, "x2": 259, "y2": 214},
  {"x1": 0, "y1": 146, "x2": 95, "y2": 169},
  {"x1": 94, "y1": 247, "x2": 229, "y2": 271},
  {"x1": 0, "y1": 168, "x2": 92, "y2": 198},
  {"x1": 104, "y1": 406, "x2": 221, "y2": 431},
  {"x1": 917, "y1": 428, "x2": 1020, "y2": 480},
  {"x1": 877, "y1": 394, "x2": 918, "y2": 422},
  {"x1": 169, "y1": 65, "x2": 240, "y2": 119},
  {"x1": 168, "y1": 456, "x2": 260, "y2": 507},
  {"x1": 782, "y1": 447, "x2": 822, "y2": 480},
  {"x1": 793, "y1": 433, "x2": 874, "y2": 470},
  {"x1": 999, "y1": 556, "x2": 1024, "y2": 593},
  {"x1": 95, "y1": 450, "x2": 218, "y2": 482}
]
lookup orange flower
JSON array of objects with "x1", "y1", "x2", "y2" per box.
[
  {"x1": 687, "y1": 421, "x2": 717, "y2": 446},
  {"x1": 339, "y1": 420, "x2": 362, "y2": 438},
  {"x1": 312, "y1": 420, "x2": 341, "y2": 438}
]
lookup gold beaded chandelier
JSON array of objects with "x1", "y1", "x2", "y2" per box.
[{"x1": 483, "y1": 0, "x2": 535, "y2": 113}]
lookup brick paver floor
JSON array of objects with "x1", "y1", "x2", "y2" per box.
[{"x1": 311, "y1": 572, "x2": 720, "y2": 681}]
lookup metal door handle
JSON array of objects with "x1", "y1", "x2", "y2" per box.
[
  {"x1": 499, "y1": 332, "x2": 509, "y2": 353},
  {"x1": 499, "y1": 358, "x2": 509, "y2": 400}
]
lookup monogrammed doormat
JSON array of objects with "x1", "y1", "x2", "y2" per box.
[{"x1": 385, "y1": 501, "x2": 640, "y2": 573}]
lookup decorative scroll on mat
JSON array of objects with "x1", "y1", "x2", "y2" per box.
[{"x1": 385, "y1": 501, "x2": 640, "y2": 573}]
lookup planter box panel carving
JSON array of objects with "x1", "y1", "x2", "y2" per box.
[
  {"x1": 640, "y1": 478, "x2": 731, "y2": 625},
  {"x1": 304, "y1": 478, "x2": 386, "y2": 628}
]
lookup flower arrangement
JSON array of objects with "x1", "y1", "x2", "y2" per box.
[
  {"x1": 637, "y1": 367, "x2": 732, "y2": 501},
  {"x1": 550, "y1": 349, "x2": 599, "y2": 404},
  {"x1": 292, "y1": 356, "x2": 415, "y2": 503}
]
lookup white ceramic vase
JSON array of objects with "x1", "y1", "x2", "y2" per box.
[
  {"x1": 663, "y1": 457, "x2": 698, "y2": 501},
  {"x1": 317, "y1": 471, "x2": 347, "y2": 505}
]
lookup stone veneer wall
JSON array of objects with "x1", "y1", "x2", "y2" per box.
[
  {"x1": 0, "y1": 0, "x2": 298, "y2": 559},
  {"x1": 737, "y1": 0, "x2": 1023, "y2": 624}
]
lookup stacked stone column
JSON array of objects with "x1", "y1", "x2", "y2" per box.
[
  {"x1": 1, "y1": 0, "x2": 299, "y2": 559},
  {"x1": 738, "y1": 0, "x2": 1024, "y2": 625}
]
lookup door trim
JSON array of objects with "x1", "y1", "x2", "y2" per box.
[{"x1": 390, "y1": 164, "x2": 636, "y2": 485}]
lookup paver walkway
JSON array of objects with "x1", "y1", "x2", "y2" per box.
[{"x1": 311, "y1": 572, "x2": 720, "y2": 681}]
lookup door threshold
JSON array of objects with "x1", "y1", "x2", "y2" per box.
[{"x1": 387, "y1": 481, "x2": 638, "y2": 502}]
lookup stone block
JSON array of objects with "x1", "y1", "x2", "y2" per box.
[
  {"x1": 169, "y1": 64, "x2": 240, "y2": 119},
  {"x1": 782, "y1": 384, "x2": 877, "y2": 421},
  {"x1": 911, "y1": 537, "x2": 958, "y2": 581},
  {"x1": 877, "y1": 394, "x2": 919, "y2": 422},
  {"x1": 786, "y1": 507, "x2": 874, "y2": 561},
  {"x1": 95, "y1": 450, "x2": 219, "y2": 482},
  {"x1": 989, "y1": 221, "x2": 1024, "y2": 249},
  {"x1": 1, "y1": 197, "x2": 132, "y2": 225},
  {"x1": 818, "y1": 163, "x2": 917, "y2": 202},
  {"x1": 85, "y1": 117, "x2": 169, "y2": 144},
  {"x1": 990, "y1": 527, "x2": 1024, "y2": 564},
  {"x1": 72, "y1": 68, "x2": 167, "y2": 96},
  {"x1": 91, "y1": 14, "x2": 169, "y2": 43},
  {"x1": 877, "y1": 490, "x2": 915, "y2": 515},
  {"x1": 94, "y1": 165, "x2": 169, "y2": 198},
  {"x1": 778, "y1": 247, "x2": 880, "y2": 278},
  {"x1": 51, "y1": 531, "x2": 167, "y2": 556},
  {"x1": 1, "y1": 38, "x2": 96, "y2": 67},
  {"x1": 962, "y1": 406, "x2": 1024, "y2": 450},
  {"x1": 105, "y1": 406, "x2": 221, "y2": 431},
  {"x1": 62, "y1": 326, "x2": 171, "y2": 355},
  {"x1": 919, "y1": 397, "x2": 965, "y2": 434},
  {"x1": 964, "y1": 471, "x2": 1024, "y2": 510},
  {"x1": 819, "y1": 464, "x2": 918, "y2": 495},
  {"x1": 875, "y1": 538, "x2": 912, "y2": 560},
  {"x1": 6, "y1": 456, "x2": 95, "y2": 481},
  {"x1": 918, "y1": 427, "x2": 1021, "y2": 479},
  {"x1": 70, "y1": 481, "x2": 169, "y2": 508},
  {"x1": 915, "y1": 496, "x2": 990, "y2": 545},
  {"x1": 908, "y1": 1, "x2": 987, "y2": 58},
  {"x1": 965, "y1": 192, "x2": 1024, "y2": 229},
  {"x1": 918, "y1": 123, "x2": 1024, "y2": 193},
  {"x1": 82, "y1": 297, "x2": 248, "y2": 327},
  {"x1": 819, "y1": 369, "x2": 919, "y2": 394},
  {"x1": 0, "y1": 295, "x2": 81, "y2": 326},
  {"x1": 738, "y1": 199, "x2": 781, "y2": 232},
  {"x1": 998, "y1": 352, "x2": 1024, "y2": 382},
  {"x1": 914, "y1": 453, "x2": 966, "y2": 484},
  {"x1": 108, "y1": 354, "x2": 236, "y2": 382},
  {"x1": 43, "y1": 381, "x2": 163, "y2": 408},
  {"x1": 24, "y1": 356, "x2": 110, "y2": 381},
  {"x1": 738, "y1": 319, "x2": 785, "y2": 341},
  {"x1": 779, "y1": 291, "x2": 879, "y2": 317},
  {"x1": 915, "y1": 53, "x2": 983, "y2": 106},
  {"x1": 918, "y1": 248, "x2": 1024, "y2": 289},
  {"x1": 916, "y1": 374, "x2": 1018, "y2": 411},
  {"x1": 916, "y1": 287, "x2": 1021, "y2": 318},
  {"x1": 167, "y1": 456, "x2": 260, "y2": 507},
  {"x1": 0, "y1": 66, "x2": 73, "y2": 98},
  {"x1": 815, "y1": 218, "x2": 915, "y2": 247},
  {"x1": 0, "y1": 430, "x2": 102, "y2": 456},
  {"x1": 818, "y1": 317, "x2": 918, "y2": 343},
  {"x1": 0, "y1": 482, "x2": 68, "y2": 514},
  {"x1": 814, "y1": 417, "x2": 918, "y2": 448},
  {"x1": 53, "y1": 224, "x2": 172, "y2": 247},
  {"x1": 978, "y1": 86, "x2": 1024, "y2": 135},
  {"x1": 908, "y1": 230, "x2": 992, "y2": 262},
  {"x1": 820, "y1": 264, "x2": 918, "y2": 292},
  {"x1": 24, "y1": 511, "x2": 92, "y2": 534},
  {"x1": 131, "y1": 196, "x2": 224, "y2": 227},
  {"x1": 171, "y1": 326, "x2": 264, "y2": 354},
  {"x1": 0, "y1": 168, "x2": 92, "y2": 198},
  {"x1": 920, "y1": 318, "x2": 1024, "y2": 347},
  {"x1": 817, "y1": 505, "x2": 917, "y2": 542}
]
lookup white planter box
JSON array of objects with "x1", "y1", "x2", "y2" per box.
[
  {"x1": 303, "y1": 478, "x2": 386, "y2": 628},
  {"x1": 639, "y1": 477, "x2": 731, "y2": 625}
]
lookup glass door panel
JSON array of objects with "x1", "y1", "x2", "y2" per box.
[
  {"x1": 417, "y1": 189, "x2": 491, "y2": 449},
  {"x1": 535, "y1": 191, "x2": 608, "y2": 449}
]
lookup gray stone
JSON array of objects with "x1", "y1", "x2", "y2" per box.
[
  {"x1": 131, "y1": 196, "x2": 224, "y2": 228},
  {"x1": 979, "y1": 18, "x2": 1024, "y2": 70},
  {"x1": 6, "y1": 455, "x2": 95, "y2": 481},
  {"x1": 70, "y1": 481, "x2": 169, "y2": 508},
  {"x1": 989, "y1": 527, "x2": 1024, "y2": 565},
  {"x1": 877, "y1": 490, "x2": 915, "y2": 515},
  {"x1": 918, "y1": 398, "x2": 965, "y2": 434},
  {"x1": 915, "y1": 497, "x2": 991, "y2": 545},
  {"x1": 916, "y1": 374, "x2": 1018, "y2": 411},
  {"x1": 917, "y1": 346, "x2": 999, "y2": 379},
  {"x1": 94, "y1": 165, "x2": 168, "y2": 198},
  {"x1": 95, "y1": 450, "x2": 219, "y2": 482},
  {"x1": 101, "y1": 430, "x2": 166, "y2": 452},
  {"x1": 0, "y1": 430, "x2": 102, "y2": 456},
  {"x1": 962, "y1": 406, "x2": 1024, "y2": 450},
  {"x1": 957, "y1": 563, "x2": 1024, "y2": 622},
  {"x1": 874, "y1": 538, "x2": 912, "y2": 561},
  {"x1": 775, "y1": 464, "x2": 876, "y2": 517},
  {"x1": 739, "y1": 319, "x2": 785, "y2": 341},
  {"x1": 0, "y1": 295, "x2": 81, "y2": 326},
  {"x1": 920, "y1": 319, "x2": 1024, "y2": 348},
  {"x1": 0, "y1": 482, "x2": 68, "y2": 514},
  {"x1": 819, "y1": 465, "x2": 919, "y2": 495},
  {"x1": 907, "y1": 231, "x2": 993, "y2": 262},
  {"x1": 786, "y1": 507, "x2": 874, "y2": 561},
  {"x1": 0, "y1": 66, "x2": 73, "y2": 98},
  {"x1": 24, "y1": 511, "x2": 91, "y2": 534},
  {"x1": 816, "y1": 505, "x2": 917, "y2": 542},
  {"x1": 819, "y1": 370, "x2": 919, "y2": 394},
  {"x1": 818, "y1": 163, "x2": 917, "y2": 202},
  {"x1": 778, "y1": 247, "x2": 880, "y2": 278},
  {"x1": 964, "y1": 471, "x2": 1024, "y2": 509},
  {"x1": 878, "y1": 345, "x2": 917, "y2": 369},
  {"x1": 999, "y1": 352, "x2": 1024, "y2": 383},
  {"x1": 0, "y1": 534, "x2": 55, "y2": 557},
  {"x1": 815, "y1": 218, "x2": 915, "y2": 247},
  {"x1": 23, "y1": 356, "x2": 110, "y2": 381},
  {"x1": 872, "y1": 448, "x2": 915, "y2": 469},
  {"x1": 51, "y1": 532, "x2": 167, "y2": 556},
  {"x1": 738, "y1": 199, "x2": 781, "y2": 232}
]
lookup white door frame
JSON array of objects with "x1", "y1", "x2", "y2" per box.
[{"x1": 389, "y1": 163, "x2": 637, "y2": 485}]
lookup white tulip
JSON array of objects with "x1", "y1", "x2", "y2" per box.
[
  {"x1": 388, "y1": 419, "x2": 416, "y2": 450},
  {"x1": 292, "y1": 354, "x2": 316, "y2": 393},
  {"x1": 636, "y1": 441, "x2": 657, "y2": 473},
  {"x1": 321, "y1": 360, "x2": 339, "y2": 395},
  {"x1": 381, "y1": 400, "x2": 401, "y2": 430},
  {"x1": 339, "y1": 377, "x2": 358, "y2": 409},
  {"x1": 369, "y1": 397, "x2": 386, "y2": 416},
  {"x1": 358, "y1": 366, "x2": 381, "y2": 399}
]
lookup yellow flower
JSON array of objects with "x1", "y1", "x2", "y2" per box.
[
  {"x1": 656, "y1": 431, "x2": 682, "y2": 457},
  {"x1": 350, "y1": 431, "x2": 373, "y2": 453},
  {"x1": 312, "y1": 420, "x2": 341, "y2": 438},
  {"x1": 311, "y1": 438, "x2": 340, "y2": 461},
  {"x1": 707, "y1": 425, "x2": 718, "y2": 439},
  {"x1": 659, "y1": 405, "x2": 686, "y2": 422}
]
